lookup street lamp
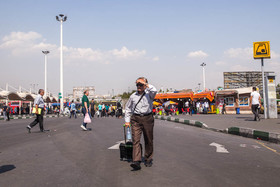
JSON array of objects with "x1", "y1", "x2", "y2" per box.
[
  {"x1": 198, "y1": 83, "x2": 201, "y2": 91},
  {"x1": 200, "y1": 62, "x2": 206, "y2": 91},
  {"x1": 56, "y1": 14, "x2": 67, "y2": 113},
  {"x1": 42, "y1": 50, "x2": 49, "y2": 96}
]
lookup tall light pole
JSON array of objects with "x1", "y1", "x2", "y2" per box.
[
  {"x1": 56, "y1": 14, "x2": 67, "y2": 113},
  {"x1": 42, "y1": 50, "x2": 49, "y2": 96},
  {"x1": 200, "y1": 62, "x2": 206, "y2": 91}
]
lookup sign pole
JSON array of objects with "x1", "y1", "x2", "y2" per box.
[{"x1": 261, "y1": 58, "x2": 267, "y2": 119}]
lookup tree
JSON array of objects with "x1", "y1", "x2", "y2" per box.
[
  {"x1": 276, "y1": 84, "x2": 280, "y2": 99},
  {"x1": 119, "y1": 90, "x2": 136, "y2": 99}
]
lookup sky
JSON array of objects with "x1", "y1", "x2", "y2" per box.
[{"x1": 0, "y1": 0, "x2": 280, "y2": 96}]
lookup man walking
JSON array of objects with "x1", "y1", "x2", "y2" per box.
[
  {"x1": 250, "y1": 87, "x2": 262, "y2": 121},
  {"x1": 26, "y1": 89, "x2": 46, "y2": 132},
  {"x1": 81, "y1": 90, "x2": 90, "y2": 131},
  {"x1": 2, "y1": 104, "x2": 8, "y2": 121},
  {"x1": 125, "y1": 77, "x2": 157, "y2": 170},
  {"x1": 69, "y1": 100, "x2": 77, "y2": 119},
  {"x1": 90, "y1": 99, "x2": 95, "y2": 118}
]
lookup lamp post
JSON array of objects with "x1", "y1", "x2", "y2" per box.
[
  {"x1": 42, "y1": 50, "x2": 49, "y2": 96},
  {"x1": 200, "y1": 62, "x2": 206, "y2": 91},
  {"x1": 56, "y1": 14, "x2": 67, "y2": 114}
]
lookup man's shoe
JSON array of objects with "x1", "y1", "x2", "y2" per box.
[
  {"x1": 26, "y1": 126, "x2": 31, "y2": 133},
  {"x1": 130, "y1": 161, "x2": 141, "y2": 170},
  {"x1": 145, "y1": 160, "x2": 153, "y2": 167},
  {"x1": 81, "y1": 125, "x2": 87, "y2": 131}
]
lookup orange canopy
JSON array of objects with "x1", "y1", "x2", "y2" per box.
[
  {"x1": 193, "y1": 91, "x2": 214, "y2": 102},
  {"x1": 154, "y1": 92, "x2": 193, "y2": 100}
]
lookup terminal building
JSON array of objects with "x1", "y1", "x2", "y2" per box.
[{"x1": 223, "y1": 71, "x2": 274, "y2": 95}]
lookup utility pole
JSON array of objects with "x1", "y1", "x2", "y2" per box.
[{"x1": 56, "y1": 14, "x2": 67, "y2": 114}]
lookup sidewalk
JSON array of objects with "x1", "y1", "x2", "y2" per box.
[{"x1": 155, "y1": 113, "x2": 280, "y2": 144}]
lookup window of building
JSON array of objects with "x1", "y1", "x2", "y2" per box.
[
  {"x1": 225, "y1": 97, "x2": 234, "y2": 106},
  {"x1": 239, "y1": 97, "x2": 249, "y2": 106}
]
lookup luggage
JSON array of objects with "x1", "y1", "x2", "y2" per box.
[{"x1": 119, "y1": 125, "x2": 142, "y2": 161}]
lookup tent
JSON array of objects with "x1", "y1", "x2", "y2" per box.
[
  {"x1": 155, "y1": 92, "x2": 193, "y2": 100},
  {"x1": 193, "y1": 91, "x2": 215, "y2": 102}
]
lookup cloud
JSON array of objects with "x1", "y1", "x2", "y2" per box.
[
  {"x1": 152, "y1": 56, "x2": 159, "y2": 61},
  {"x1": 187, "y1": 50, "x2": 208, "y2": 58},
  {"x1": 111, "y1": 46, "x2": 146, "y2": 59},
  {"x1": 230, "y1": 64, "x2": 252, "y2": 71},
  {"x1": 0, "y1": 31, "x2": 147, "y2": 64},
  {"x1": 215, "y1": 61, "x2": 227, "y2": 66},
  {"x1": 224, "y1": 47, "x2": 252, "y2": 59},
  {"x1": 271, "y1": 50, "x2": 280, "y2": 59}
]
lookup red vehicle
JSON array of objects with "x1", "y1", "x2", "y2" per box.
[{"x1": 8, "y1": 101, "x2": 30, "y2": 114}]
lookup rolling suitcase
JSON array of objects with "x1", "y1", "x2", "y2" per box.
[{"x1": 119, "y1": 125, "x2": 142, "y2": 161}]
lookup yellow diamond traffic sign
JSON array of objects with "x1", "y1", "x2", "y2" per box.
[{"x1": 253, "y1": 41, "x2": 270, "y2": 59}]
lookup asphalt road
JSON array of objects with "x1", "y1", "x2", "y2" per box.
[{"x1": 0, "y1": 116, "x2": 280, "y2": 187}]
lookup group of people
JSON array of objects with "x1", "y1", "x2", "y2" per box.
[
  {"x1": 1, "y1": 104, "x2": 11, "y2": 121},
  {"x1": 153, "y1": 99, "x2": 211, "y2": 116},
  {"x1": 21, "y1": 78, "x2": 263, "y2": 173},
  {"x1": 24, "y1": 77, "x2": 157, "y2": 172}
]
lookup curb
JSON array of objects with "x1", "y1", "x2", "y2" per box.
[
  {"x1": 155, "y1": 115, "x2": 280, "y2": 144},
  {"x1": 155, "y1": 115, "x2": 208, "y2": 129},
  {"x1": 227, "y1": 127, "x2": 280, "y2": 144}
]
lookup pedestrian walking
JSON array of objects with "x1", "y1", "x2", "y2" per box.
[
  {"x1": 222, "y1": 102, "x2": 227, "y2": 114},
  {"x1": 98, "y1": 103, "x2": 102, "y2": 117},
  {"x1": 189, "y1": 100, "x2": 193, "y2": 116},
  {"x1": 90, "y1": 99, "x2": 95, "y2": 118},
  {"x1": 116, "y1": 101, "x2": 123, "y2": 118},
  {"x1": 125, "y1": 77, "x2": 157, "y2": 170},
  {"x1": 81, "y1": 90, "x2": 90, "y2": 131},
  {"x1": 69, "y1": 100, "x2": 77, "y2": 119},
  {"x1": 6, "y1": 105, "x2": 10, "y2": 121},
  {"x1": 250, "y1": 87, "x2": 262, "y2": 121},
  {"x1": 2, "y1": 104, "x2": 8, "y2": 121},
  {"x1": 26, "y1": 89, "x2": 46, "y2": 133}
]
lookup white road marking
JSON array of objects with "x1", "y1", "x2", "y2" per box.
[
  {"x1": 252, "y1": 145, "x2": 261, "y2": 149},
  {"x1": 209, "y1": 142, "x2": 229, "y2": 153},
  {"x1": 108, "y1": 140, "x2": 125, "y2": 150},
  {"x1": 240, "y1": 144, "x2": 247, "y2": 148}
]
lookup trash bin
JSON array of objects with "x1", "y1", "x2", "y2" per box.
[{"x1": 236, "y1": 107, "x2": 240, "y2": 114}]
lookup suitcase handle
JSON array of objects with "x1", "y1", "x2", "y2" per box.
[{"x1": 123, "y1": 124, "x2": 127, "y2": 143}]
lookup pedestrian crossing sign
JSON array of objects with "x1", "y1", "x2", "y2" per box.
[{"x1": 253, "y1": 41, "x2": 270, "y2": 59}]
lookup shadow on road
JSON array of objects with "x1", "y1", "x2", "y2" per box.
[
  {"x1": 235, "y1": 117, "x2": 255, "y2": 121},
  {"x1": 0, "y1": 165, "x2": 16, "y2": 174}
]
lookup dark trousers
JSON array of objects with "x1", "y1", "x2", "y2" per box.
[
  {"x1": 30, "y1": 113, "x2": 44, "y2": 131},
  {"x1": 131, "y1": 114, "x2": 154, "y2": 162},
  {"x1": 7, "y1": 112, "x2": 10, "y2": 121},
  {"x1": 91, "y1": 110, "x2": 95, "y2": 118},
  {"x1": 69, "y1": 110, "x2": 77, "y2": 118},
  {"x1": 251, "y1": 104, "x2": 260, "y2": 120}
]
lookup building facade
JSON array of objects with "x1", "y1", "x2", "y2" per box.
[
  {"x1": 224, "y1": 71, "x2": 273, "y2": 95},
  {"x1": 73, "y1": 86, "x2": 95, "y2": 101}
]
